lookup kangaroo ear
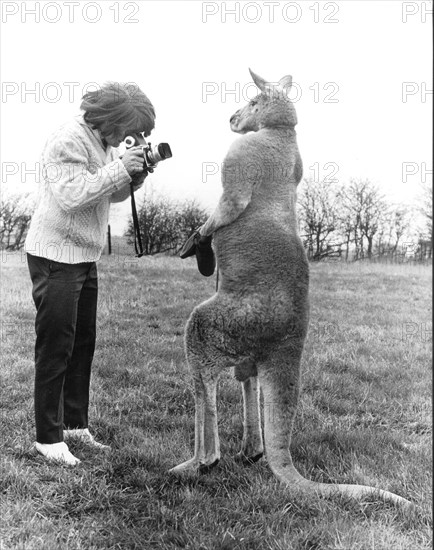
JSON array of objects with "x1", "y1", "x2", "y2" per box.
[
  {"x1": 278, "y1": 75, "x2": 293, "y2": 91},
  {"x1": 249, "y1": 68, "x2": 269, "y2": 93}
]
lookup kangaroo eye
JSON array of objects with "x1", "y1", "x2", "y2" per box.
[{"x1": 250, "y1": 100, "x2": 258, "y2": 107}]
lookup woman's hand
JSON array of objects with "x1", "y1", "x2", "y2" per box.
[
  {"x1": 130, "y1": 170, "x2": 148, "y2": 190},
  {"x1": 121, "y1": 146, "x2": 145, "y2": 176}
]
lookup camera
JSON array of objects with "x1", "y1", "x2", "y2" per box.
[{"x1": 124, "y1": 133, "x2": 172, "y2": 172}]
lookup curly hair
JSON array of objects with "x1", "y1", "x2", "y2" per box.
[{"x1": 81, "y1": 82, "x2": 156, "y2": 140}]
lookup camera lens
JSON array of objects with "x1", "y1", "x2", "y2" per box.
[{"x1": 157, "y1": 143, "x2": 172, "y2": 160}]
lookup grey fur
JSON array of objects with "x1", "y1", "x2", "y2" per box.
[{"x1": 170, "y1": 69, "x2": 411, "y2": 508}]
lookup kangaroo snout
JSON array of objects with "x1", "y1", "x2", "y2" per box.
[{"x1": 230, "y1": 111, "x2": 241, "y2": 132}]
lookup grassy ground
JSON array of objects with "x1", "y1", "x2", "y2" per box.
[{"x1": 0, "y1": 250, "x2": 432, "y2": 549}]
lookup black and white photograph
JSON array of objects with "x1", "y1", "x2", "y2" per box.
[{"x1": 0, "y1": 1, "x2": 432, "y2": 548}]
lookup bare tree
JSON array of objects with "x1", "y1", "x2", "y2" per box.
[
  {"x1": 126, "y1": 192, "x2": 179, "y2": 255},
  {"x1": 418, "y1": 183, "x2": 432, "y2": 242},
  {"x1": 375, "y1": 205, "x2": 412, "y2": 257},
  {"x1": 125, "y1": 191, "x2": 208, "y2": 255},
  {"x1": 0, "y1": 193, "x2": 33, "y2": 250},
  {"x1": 338, "y1": 186, "x2": 357, "y2": 261},
  {"x1": 413, "y1": 183, "x2": 433, "y2": 260},
  {"x1": 297, "y1": 178, "x2": 342, "y2": 260},
  {"x1": 389, "y1": 206, "x2": 411, "y2": 253},
  {"x1": 174, "y1": 199, "x2": 209, "y2": 252},
  {"x1": 339, "y1": 179, "x2": 388, "y2": 260}
]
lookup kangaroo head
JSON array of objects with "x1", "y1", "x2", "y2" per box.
[{"x1": 230, "y1": 69, "x2": 297, "y2": 134}]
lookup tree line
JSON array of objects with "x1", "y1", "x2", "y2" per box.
[
  {"x1": 124, "y1": 179, "x2": 431, "y2": 261},
  {"x1": 124, "y1": 190, "x2": 209, "y2": 256},
  {"x1": 297, "y1": 178, "x2": 431, "y2": 261},
  {"x1": 1, "y1": 179, "x2": 432, "y2": 261},
  {"x1": 0, "y1": 193, "x2": 32, "y2": 251}
]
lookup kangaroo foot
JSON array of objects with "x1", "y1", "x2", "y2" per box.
[
  {"x1": 199, "y1": 459, "x2": 220, "y2": 473},
  {"x1": 235, "y1": 451, "x2": 264, "y2": 465},
  {"x1": 169, "y1": 457, "x2": 220, "y2": 475}
]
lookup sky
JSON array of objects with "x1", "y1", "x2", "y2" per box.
[{"x1": 1, "y1": 0, "x2": 432, "y2": 235}]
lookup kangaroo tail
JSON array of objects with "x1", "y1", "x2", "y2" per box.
[
  {"x1": 258, "y1": 354, "x2": 412, "y2": 509},
  {"x1": 267, "y1": 455, "x2": 411, "y2": 507}
]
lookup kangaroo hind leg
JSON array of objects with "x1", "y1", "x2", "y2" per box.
[
  {"x1": 169, "y1": 357, "x2": 222, "y2": 475},
  {"x1": 169, "y1": 301, "x2": 226, "y2": 475},
  {"x1": 237, "y1": 375, "x2": 264, "y2": 464},
  {"x1": 258, "y1": 341, "x2": 304, "y2": 485},
  {"x1": 258, "y1": 342, "x2": 412, "y2": 507}
]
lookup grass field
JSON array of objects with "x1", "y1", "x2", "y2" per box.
[{"x1": 0, "y1": 250, "x2": 432, "y2": 549}]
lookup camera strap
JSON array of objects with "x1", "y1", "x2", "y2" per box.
[{"x1": 130, "y1": 183, "x2": 144, "y2": 257}]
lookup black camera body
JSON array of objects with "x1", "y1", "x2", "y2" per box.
[{"x1": 124, "y1": 133, "x2": 172, "y2": 173}]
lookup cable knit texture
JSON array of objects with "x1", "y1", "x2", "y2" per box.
[{"x1": 25, "y1": 115, "x2": 132, "y2": 263}]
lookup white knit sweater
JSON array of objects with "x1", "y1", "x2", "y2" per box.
[{"x1": 25, "y1": 115, "x2": 133, "y2": 263}]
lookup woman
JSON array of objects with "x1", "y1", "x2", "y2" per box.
[{"x1": 25, "y1": 82, "x2": 155, "y2": 465}]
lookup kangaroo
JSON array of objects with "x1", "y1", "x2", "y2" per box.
[{"x1": 170, "y1": 69, "x2": 410, "y2": 507}]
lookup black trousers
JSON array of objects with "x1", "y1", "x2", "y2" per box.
[{"x1": 27, "y1": 254, "x2": 98, "y2": 444}]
